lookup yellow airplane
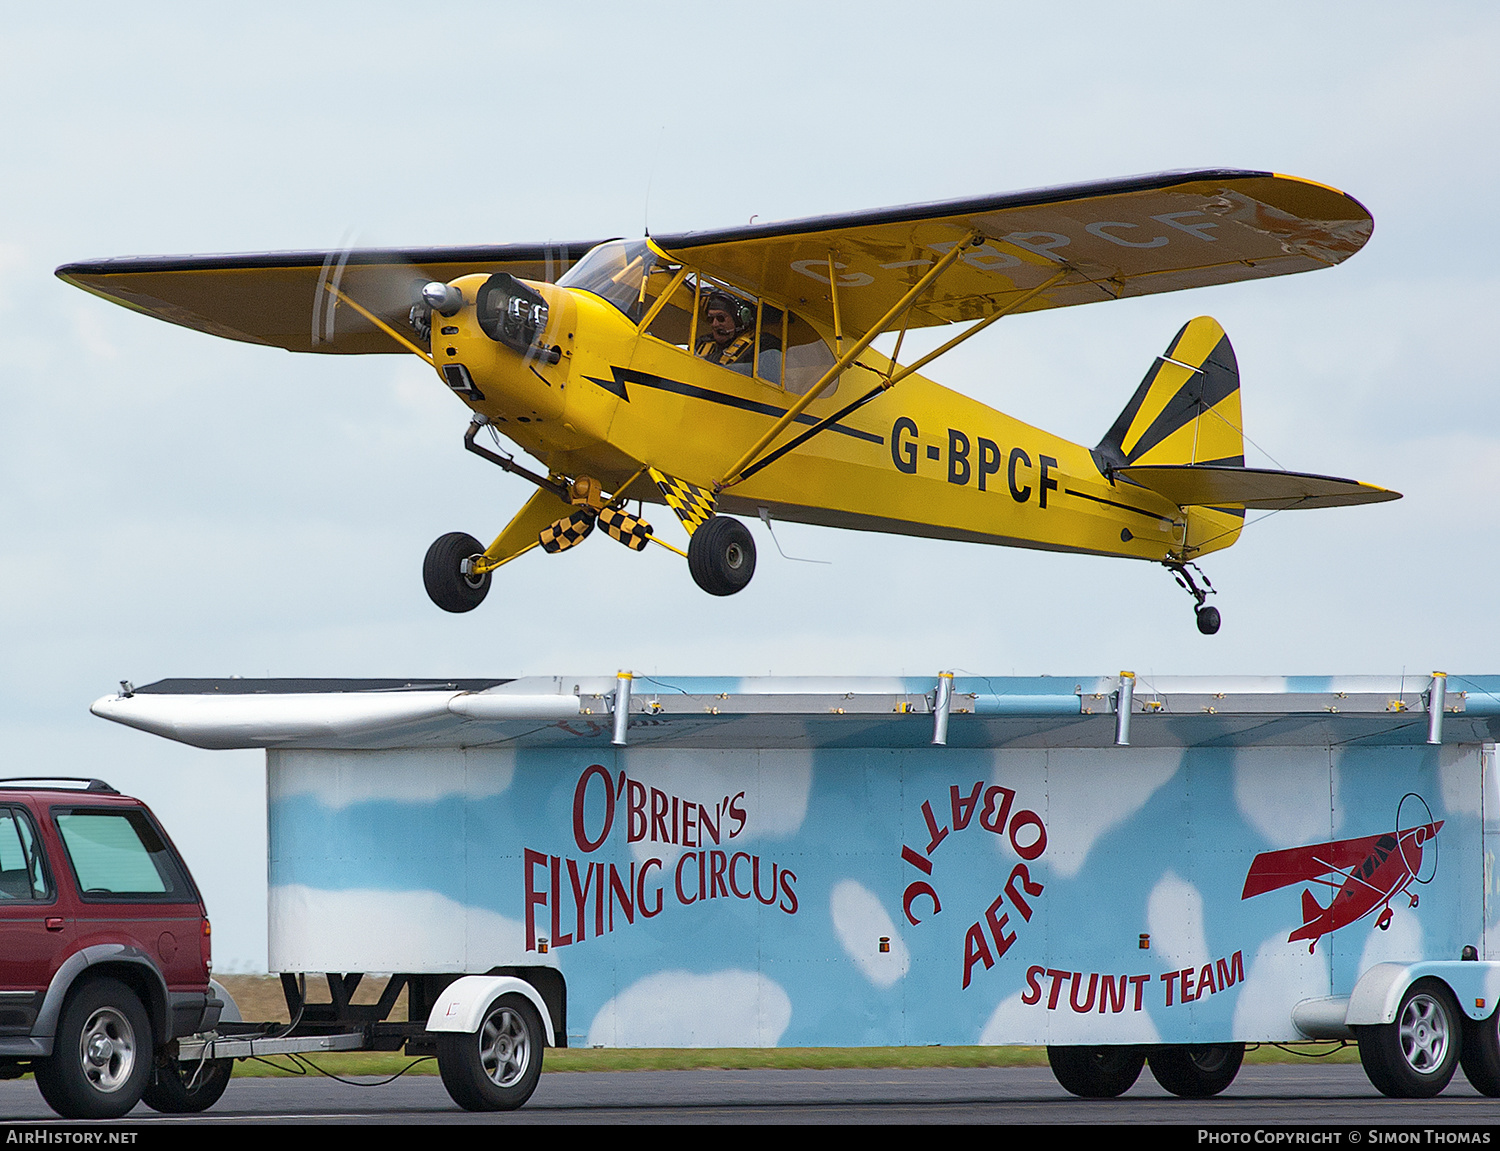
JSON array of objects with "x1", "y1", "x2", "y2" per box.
[{"x1": 58, "y1": 169, "x2": 1398, "y2": 634}]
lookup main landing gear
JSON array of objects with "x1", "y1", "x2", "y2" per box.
[
  {"x1": 687, "y1": 516, "x2": 756, "y2": 596},
  {"x1": 424, "y1": 532, "x2": 492, "y2": 614},
  {"x1": 424, "y1": 419, "x2": 763, "y2": 612},
  {"x1": 1166, "y1": 560, "x2": 1220, "y2": 635}
]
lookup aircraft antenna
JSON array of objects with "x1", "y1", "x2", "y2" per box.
[
  {"x1": 643, "y1": 124, "x2": 665, "y2": 237},
  {"x1": 756, "y1": 508, "x2": 830, "y2": 565}
]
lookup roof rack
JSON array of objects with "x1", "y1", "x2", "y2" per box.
[{"x1": 0, "y1": 777, "x2": 119, "y2": 794}]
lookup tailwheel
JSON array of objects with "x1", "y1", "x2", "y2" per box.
[
  {"x1": 1165, "y1": 561, "x2": 1221, "y2": 635},
  {"x1": 688, "y1": 516, "x2": 756, "y2": 596},
  {"x1": 424, "y1": 532, "x2": 491, "y2": 613}
]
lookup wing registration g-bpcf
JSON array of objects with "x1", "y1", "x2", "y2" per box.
[{"x1": 58, "y1": 169, "x2": 1396, "y2": 633}]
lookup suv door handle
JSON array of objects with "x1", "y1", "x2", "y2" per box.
[{"x1": 44, "y1": 917, "x2": 64, "y2": 931}]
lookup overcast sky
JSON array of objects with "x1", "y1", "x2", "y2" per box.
[{"x1": 2, "y1": 2, "x2": 1496, "y2": 969}]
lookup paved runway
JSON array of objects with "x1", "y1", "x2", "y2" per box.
[{"x1": 2, "y1": 1065, "x2": 1500, "y2": 1125}]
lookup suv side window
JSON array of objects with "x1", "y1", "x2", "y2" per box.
[
  {"x1": 52, "y1": 808, "x2": 192, "y2": 902},
  {"x1": 0, "y1": 807, "x2": 50, "y2": 900}
]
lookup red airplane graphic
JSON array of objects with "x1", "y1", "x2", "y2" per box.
[{"x1": 1241, "y1": 798, "x2": 1441, "y2": 953}]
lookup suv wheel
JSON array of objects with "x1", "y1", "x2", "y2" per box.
[{"x1": 34, "y1": 978, "x2": 153, "y2": 1119}]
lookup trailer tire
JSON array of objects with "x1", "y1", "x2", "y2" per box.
[
  {"x1": 436, "y1": 993, "x2": 544, "y2": 1111},
  {"x1": 1148, "y1": 1043, "x2": 1244, "y2": 1097},
  {"x1": 141, "y1": 1057, "x2": 232, "y2": 1113},
  {"x1": 33, "y1": 978, "x2": 152, "y2": 1119},
  {"x1": 1355, "y1": 978, "x2": 1460, "y2": 1097},
  {"x1": 1046, "y1": 1045, "x2": 1145, "y2": 1098},
  {"x1": 1460, "y1": 1009, "x2": 1500, "y2": 1096}
]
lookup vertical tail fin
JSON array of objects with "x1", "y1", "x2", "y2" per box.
[
  {"x1": 1095, "y1": 316, "x2": 1244, "y2": 470},
  {"x1": 1301, "y1": 887, "x2": 1325, "y2": 924},
  {"x1": 1096, "y1": 316, "x2": 1247, "y2": 558}
]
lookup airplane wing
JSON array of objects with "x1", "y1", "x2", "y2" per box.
[
  {"x1": 651, "y1": 170, "x2": 1371, "y2": 340},
  {"x1": 1241, "y1": 831, "x2": 1390, "y2": 900},
  {"x1": 55, "y1": 242, "x2": 607, "y2": 355},
  {"x1": 1115, "y1": 465, "x2": 1400, "y2": 510}
]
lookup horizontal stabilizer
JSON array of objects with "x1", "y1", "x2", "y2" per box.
[{"x1": 1115, "y1": 464, "x2": 1400, "y2": 510}]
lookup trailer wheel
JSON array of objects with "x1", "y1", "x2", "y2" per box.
[
  {"x1": 1460, "y1": 1008, "x2": 1500, "y2": 1095},
  {"x1": 1046, "y1": 1045, "x2": 1145, "y2": 1098},
  {"x1": 1355, "y1": 978, "x2": 1460, "y2": 1097},
  {"x1": 437, "y1": 993, "x2": 544, "y2": 1111},
  {"x1": 1148, "y1": 1043, "x2": 1244, "y2": 1097},
  {"x1": 141, "y1": 1056, "x2": 232, "y2": 1113}
]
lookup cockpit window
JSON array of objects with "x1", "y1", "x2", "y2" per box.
[
  {"x1": 558, "y1": 240, "x2": 656, "y2": 321},
  {"x1": 783, "y1": 312, "x2": 837, "y2": 396}
]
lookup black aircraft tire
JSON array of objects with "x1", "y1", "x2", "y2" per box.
[
  {"x1": 33, "y1": 978, "x2": 153, "y2": 1120},
  {"x1": 1046, "y1": 1045, "x2": 1145, "y2": 1098},
  {"x1": 436, "y1": 994, "x2": 545, "y2": 1111},
  {"x1": 687, "y1": 517, "x2": 756, "y2": 596},
  {"x1": 1355, "y1": 979, "x2": 1461, "y2": 1098},
  {"x1": 1147, "y1": 1043, "x2": 1244, "y2": 1097},
  {"x1": 1196, "y1": 605, "x2": 1221, "y2": 635},
  {"x1": 424, "y1": 532, "x2": 491, "y2": 613},
  {"x1": 141, "y1": 1057, "x2": 232, "y2": 1113}
]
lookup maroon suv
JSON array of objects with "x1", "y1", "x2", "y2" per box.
[{"x1": 0, "y1": 778, "x2": 226, "y2": 1118}]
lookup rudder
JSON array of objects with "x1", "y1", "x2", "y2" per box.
[{"x1": 1095, "y1": 317, "x2": 1244, "y2": 471}]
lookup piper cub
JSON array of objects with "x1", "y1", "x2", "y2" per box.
[{"x1": 59, "y1": 169, "x2": 1397, "y2": 633}]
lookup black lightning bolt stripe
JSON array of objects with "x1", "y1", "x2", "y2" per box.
[{"x1": 583, "y1": 367, "x2": 884, "y2": 445}]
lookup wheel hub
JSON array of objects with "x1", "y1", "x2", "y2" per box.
[
  {"x1": 79, "y1": 1007, "x2": 135, "y2": 1092},
  {"x1": 1399, "y1": 994, "x2": 1450, "y2": 1071},
  {"x1": 479, "y1": 1007, "x2": 531, "y2": 1088}
]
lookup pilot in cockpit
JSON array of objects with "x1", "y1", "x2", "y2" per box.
[{"x1": 696, "y1": 292, "x2": 757, "y2": 371}]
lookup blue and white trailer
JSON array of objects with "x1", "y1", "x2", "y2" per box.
[{"x1": 94, "y1": 671, "x2": 1500, "y2": 1108}]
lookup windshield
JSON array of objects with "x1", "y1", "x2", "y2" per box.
[{"x1": 558, "y1": 239, "x2": 656, "y2": 320}]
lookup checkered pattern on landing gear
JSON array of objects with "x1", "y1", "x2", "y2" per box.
[
  {"x1": 598, "y1": 506, "x2": 653, "y2": 551},
  {"x1": 649, "y1": 468, "x2": 716, "y2": 536},
  {"x1": 539, "y1": 508, "x2": 597, "y2": 553}
]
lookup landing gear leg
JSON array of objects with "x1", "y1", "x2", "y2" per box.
[{"x1": 1166, "y1": 561, "x2": 1220, "y2": 635}]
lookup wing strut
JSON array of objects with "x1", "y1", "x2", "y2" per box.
[
  {"x1": 734, "y1": 270, "x2": 1070, "y2": 484},
  {"x1": 717, "y1": 231, "x2": 980, "y2": 489},
  {"x1": 325, "y1": 284, "x2": 433, "y2": 363}
]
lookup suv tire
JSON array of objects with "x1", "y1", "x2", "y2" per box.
[{"x1": 34, "y1": 978, "x2": 153, "y2": 1119}]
